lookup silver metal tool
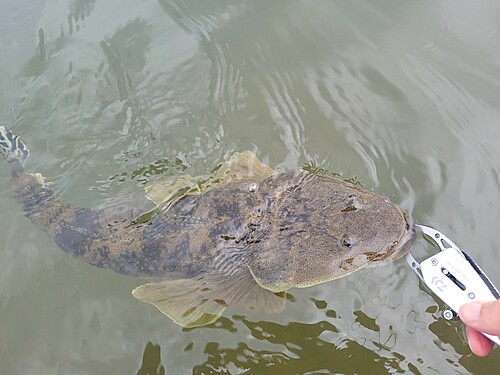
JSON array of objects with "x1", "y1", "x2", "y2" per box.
[{"x1": 406, "y1": 224, "x2": 500, "y2": 346}]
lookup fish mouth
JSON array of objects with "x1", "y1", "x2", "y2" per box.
[{"x1": 386, "y1": 213, "x2": 417, "y2": 260}]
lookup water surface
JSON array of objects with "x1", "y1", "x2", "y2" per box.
[{"x1": 2, "y1": 0, "x2": 500, "y2": 373}]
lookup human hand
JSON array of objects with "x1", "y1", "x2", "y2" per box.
[{"x1": 459, "y1": 301, "x2": 500, "y2": 356}]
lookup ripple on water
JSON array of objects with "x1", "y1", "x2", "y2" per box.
[{"x1": 2, "y1": 0, "x2": 500, "y2": 374}]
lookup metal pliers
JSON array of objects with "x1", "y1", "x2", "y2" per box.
[{"x1": 407, "y1": 224, "x2": 500, "y2": 346}]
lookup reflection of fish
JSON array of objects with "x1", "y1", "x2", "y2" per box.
[{"x1": 0, "y1": 126, "x2": 415, "y2": 327}]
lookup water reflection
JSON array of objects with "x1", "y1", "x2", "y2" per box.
[{"x1": 155, "y1": 0, "x2": 439, "y2": 221}]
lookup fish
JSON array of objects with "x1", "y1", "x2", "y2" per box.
[{"x1": 0, "y1": 126, "x2": 416, "y2": 327}]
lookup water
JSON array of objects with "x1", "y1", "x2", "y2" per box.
[{"x1": 1, "y1": 0, "x2": 500, "y2": 373}]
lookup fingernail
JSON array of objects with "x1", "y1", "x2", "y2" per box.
[{"x1": 460, "y1": 302, "x2": 482, "y2": 323}]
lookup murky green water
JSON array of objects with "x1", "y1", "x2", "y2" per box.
[{"x1": 2, "y1": 0, "x2": 500, "y2": 373}]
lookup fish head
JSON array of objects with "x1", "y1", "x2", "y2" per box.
[{"x1": 248, "y1": 173, "x2": 416, "y2": 292}]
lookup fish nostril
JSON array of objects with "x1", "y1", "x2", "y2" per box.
[{"x1": 248, "y1": 182, "x2": 259, "y2": 192}]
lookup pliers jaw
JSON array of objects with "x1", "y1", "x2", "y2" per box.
[
  {"x1": 405, "y1": 224, "x2": 463, "y2": 282},
  {"x1": 406, "y1": 224, "x2": 500, "y2": 346}
]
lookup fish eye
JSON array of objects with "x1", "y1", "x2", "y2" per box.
[{"x1": 342, "y1": 236, "x2": 354, "y2": 248}]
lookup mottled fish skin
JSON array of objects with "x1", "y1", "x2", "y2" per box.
[
  {"x1": 1, "y1": 125, "x2": 415, "y2": 301},
  {"x1": 246, "y1": 171, "x2": 415, "y2": 292},
  {"x1": 10, "y1": 168, "x2": 415, "y2": 284},
  {"x1": 136, "y1": 179, "x2": 268, "y2": 278},
  {"x1": 7, "y1": 160, "x2": 268, "y2": 279},
  {"x1": 11, "y1": 172, "x2": 147, "y2": 275}
]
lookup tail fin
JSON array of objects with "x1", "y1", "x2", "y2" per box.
[{"x1": 0, "y1": 125, "x2": 30, "y2": 176}]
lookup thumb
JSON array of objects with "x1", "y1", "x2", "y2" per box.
[{"x1": 459, "y1": 300, "x2": 500, "y2": 336}]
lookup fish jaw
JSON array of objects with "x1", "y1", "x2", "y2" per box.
[
  {"x1": 386, "y1": 212, "x2": 417, "y2": 261},
  {"x1": 362, "y1": 212, "x2": 417, "y2": 269},
  {"x1": 307, "y1": 212, "x2": 417, "y2": 284}
]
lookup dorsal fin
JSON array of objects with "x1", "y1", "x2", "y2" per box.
[{"x1": 145, "y1": 151, "x2": 276, "y2": 207}]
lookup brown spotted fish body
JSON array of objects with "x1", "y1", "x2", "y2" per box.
[{"x1": 1, "y1": 126, "x2": 415, "y2": 327}]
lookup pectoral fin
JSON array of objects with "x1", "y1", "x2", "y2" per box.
[{"x1": 132, "y1": 268, "x2": 285, "y2": 328}]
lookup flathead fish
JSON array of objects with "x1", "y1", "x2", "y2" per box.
[{"x1": 0, "y1": 126, "x2": 415, "y2": 327}]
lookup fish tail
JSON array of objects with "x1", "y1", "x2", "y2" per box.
[{"x1": 0, "y1": 125, "x2": 30, "y2": 176}]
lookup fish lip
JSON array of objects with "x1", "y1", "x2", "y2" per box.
[{"x1": 390, "y1": 212, "x2": 417, "y2": 259}]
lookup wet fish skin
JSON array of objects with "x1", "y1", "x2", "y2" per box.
[
  {"x1": 245, "y1": 171, "x2": 416, "y2": 292},
  {"x1": 9, "y1": 166, "x2": 415, "y2": 285},
  {"x1": 1, "y1": 125, "x2": 415, "y2": 327}
]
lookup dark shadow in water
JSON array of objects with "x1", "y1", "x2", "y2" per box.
[
  {"x1": 184, "y1": 316, "x2": 239, "y2": 334},
  {"x1": 192, "y1": 317, "x2": 416, "y2": 375},
  {"x1": 428, "y1": 317, "x2": 500, "y2": 375},
  {"x1": 137, "y1": 342, "x2": 166, "y2": 375}
]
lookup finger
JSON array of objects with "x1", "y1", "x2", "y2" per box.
[
  {"x1": 465, "y1": 326, "x2": 494, "y2": 357},
  {"x1": 459, "y1": 301, "x2": 500, "y2": 335}
]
